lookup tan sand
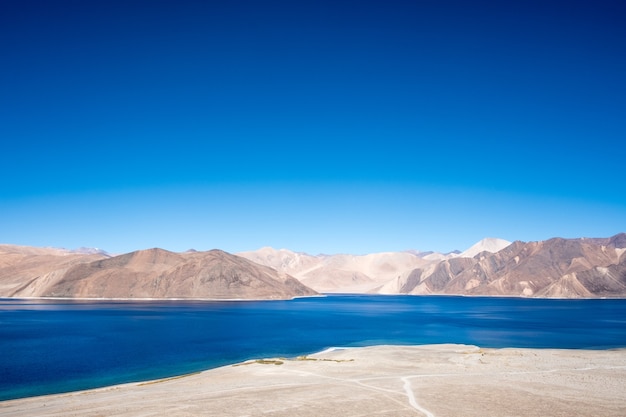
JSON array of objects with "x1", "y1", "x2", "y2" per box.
[{"x1": 2, "y1": 344, "x2": 625, "y2": 417}]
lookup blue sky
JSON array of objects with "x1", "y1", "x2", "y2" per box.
[{"x1": 1, "y1": 0, "x2": 625, "y2": 254}]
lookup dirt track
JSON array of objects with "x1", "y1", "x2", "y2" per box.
[{"x1": 3, "y1": 344, "x2": 625, "y2": 417}]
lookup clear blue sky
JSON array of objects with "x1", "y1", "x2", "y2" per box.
[{"x1": 1, "y1": 0, "x2": 625, "y2": 254}]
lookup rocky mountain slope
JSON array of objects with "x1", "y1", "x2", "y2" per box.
[
  {"x1": 3, "y1": 234, "x2": 624, "y2": 299},
  {"x1": 0, "y1": 246, "x2": 316, "y2": 300},
  {"x1": 377, "y1": 234, "x2": 626, "y2": 298},
  {"x1": 237, "y1": 243, "x2": 502, "y2": 293},
  {"x1": 0, "y1": 245, "x2": 109, "y2": 297},
  {"x1": 237, "y1": 247, "x2": 437, "y2": 293}
]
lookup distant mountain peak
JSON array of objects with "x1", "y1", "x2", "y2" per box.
[
  {"x1": 459, "y1": 238, "x2": 512, "y2": 258},
  {"x1": 70, "y1": 247, "x2": 111, "y2": 257}
]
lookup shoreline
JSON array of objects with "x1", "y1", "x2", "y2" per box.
[
  {"x1": 3, "y1": 291, "x2": 625, "y2": 301},
  {"x1": 0, "y1": 345, "x2": 360, "y2": 402},
  {"x1": 4, "y1": 342, "x2": 626, "y2": 403},
  {"x1": 1, "y1": 294, "x2": 328, "y2": 302},
  {"x1": 3, "y1": 344, "x2": 626, "y2": 416}
]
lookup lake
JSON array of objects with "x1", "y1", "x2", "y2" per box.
[{"x1": 1, "y1": 294, "x2": 625, "y2": 401}]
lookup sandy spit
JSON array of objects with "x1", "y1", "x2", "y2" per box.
[{"x1": 2, "y1": 344, "x2": 625, "y2": 417}]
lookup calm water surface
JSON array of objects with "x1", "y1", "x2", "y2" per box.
[{"x1": 1, "y1": 295, "x2": 625, "y2": 400}]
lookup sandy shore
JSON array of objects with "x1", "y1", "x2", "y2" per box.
[{"x1": 2, "y1": 344, "x2": 625, "y2": 416}]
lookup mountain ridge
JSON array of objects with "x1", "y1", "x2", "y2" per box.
[
  {"x1": 376, "y1": 234, "x2": 626, "y2": 298},
  {"x1": 2, "y1": 234, "x2": 625, "y2": 299},
  {"x1": 237, "y1": 238, "x2": 510, "y2": 293},
  {"x1": 0, "y1": 246, "x2": 316, "y2": 300},
  {"x1": 458, "y1": 237, "x2": 512, "y2": 258}
]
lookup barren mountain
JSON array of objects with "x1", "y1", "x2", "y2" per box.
[
  {"x1": 238, "y1": 248, "x2": 441, "y2": 293},
  {"x1": 0, "y1": 247, "x2": 316, "y2": 300},
  {"x1": 237, "y1": 247, "x2": 321, "y2": 277},
  {"x1": 376, "y1": 234, "x2": 626, "y2": 298},
  {"x1": 0, "y1": 244, "x2": 109, "y2": 297},
  {"x1": 458, "y1": 237, "x2": 512, "y2": 258},
  {"x1": 4, "y1": 234, "x2": 624, "y2": 299}
]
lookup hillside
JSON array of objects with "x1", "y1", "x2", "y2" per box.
[
  {"x1": 0, "y1": 244, "x2": 109, "y2": 297},
  {"x1": 0, "y1": 246, "x2": 316, "y2": 300},
  {"x1": 237, "y1": 248, "x2": 435, "y2": 293},
  {"x1": 3, "y1": 234, "x2": 625, "y2": 299},
  {"x1": 376, "y1": 234, "x2": 626, "y2": 298}
]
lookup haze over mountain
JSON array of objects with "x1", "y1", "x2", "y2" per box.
[
  {"x1": 0, "y1": 246, "x2": 316, "y2": 300},
  {"x1": 238, "y1": 242, "x2": 507, "y2": 293},
  {"x1": 238, "y1": 248, "x2": 434, "y2": 293}
]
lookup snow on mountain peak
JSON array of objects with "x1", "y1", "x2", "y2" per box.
[{"x1": 459, "y1": 238, "x2": 512, "y2": 258}]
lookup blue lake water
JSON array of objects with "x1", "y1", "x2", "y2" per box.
[{"x1": 1, "y1": 294, "x2": 626, "y2": 401}]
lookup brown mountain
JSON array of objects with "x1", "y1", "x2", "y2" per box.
[
  {"x1": 0, "y1": 246, "x2": 317, "y2": 300},
  {"x1": 377, "y1": 234, "x2": 626, "y2": 298},
  {"x1": 0, "y1": 244, "x2": 109, "y2": 297},
  {"x1": 3, "y1": 234, "x2": 624, "y2": 299}
]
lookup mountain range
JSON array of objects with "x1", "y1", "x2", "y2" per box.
[
  {"x1": 0, "y1": 245, "x2": 316, "y2": 300},
  {"x1": 238, "y1": 248, "x2": 434, "y2": 293},
  {"x1": 239, "y1": 235, "x2": 626, "y2": 297},
  {"x1": 376, "y1": 235, "x2": 626, "y2": 297},
  {"x1": 237, "y1": 237, "x2": 512, "y2": 293},
  {"x1": 1, "y1": 233, "x2": 625, "y2": 299}
]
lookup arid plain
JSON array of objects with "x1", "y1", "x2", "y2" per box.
[{"x1": 3, "y1": 344, "x2": 625, "y2": 417}]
